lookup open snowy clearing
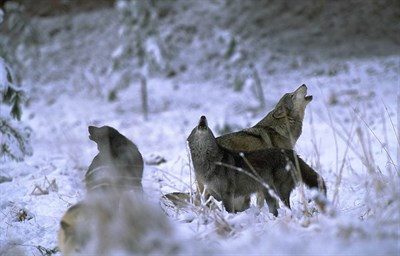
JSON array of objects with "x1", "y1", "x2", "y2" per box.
[{"x1": 0, "y1": 1, "x2": 399, "y2": 255}]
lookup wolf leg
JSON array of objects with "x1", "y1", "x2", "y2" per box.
[
  {"x1": 195, "y1": 176, "x2": 210, "y2": 203},
  {"x1": 280, "y1": 189, "x2": 291, "y2": 209},
  {"x1": 222, "y1": 192, "x2": 236, "y2": 213},
  {"x1": 264, "y1": 191, "x2": 279, "y2": 217},
  {"x1": 256, "y1": 190, "x2": 265, "y2": 207},
  {"x1": 233, "y1": 195, "x2": 250, "y2": 212}
]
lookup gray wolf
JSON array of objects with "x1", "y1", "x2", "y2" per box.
[
  {"x1": 187, "y1": 116, "x2": 326, "y2": 216},
  {"x1": 217, "y1": 84, "x2": 313, "y2": 150},
  {"x1": 211, "y1": 84, "x2": 313, "y2": 209},
  {"x1": 85, "y1": 125, "x2": 144, "y2": 193},
  {"x1": 57, "y1": 193, "x2": 178, "y2": 255}
]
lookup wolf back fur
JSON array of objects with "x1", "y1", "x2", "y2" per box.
[
  {"x1": 217, "y1": 84, "x2": 313, "y2": 150},
  {"x1": 85, "y1": 125, "x2": 144, "y2": 193},
  {"x1": 187, "y1": 116, "x2": 326, "y2": 216}
]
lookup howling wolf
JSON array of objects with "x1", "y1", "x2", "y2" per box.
[
  {"x1": 217, "y1": 84, "x2": 313, "y2": 150},
  {"x1": 187, "y1": 116, "x2": 326, "y2": 216},
  {"x1": 212, "y1": 84, "x2": 313, "y2": 209},
  {"x1": 85, "y1": 125, "x2": 144, "y2": 193}
]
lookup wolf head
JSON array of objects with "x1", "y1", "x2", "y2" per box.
[
  {"x1": 187, "y1": 116, "x2": 222, "y2": 168},
  {"x1": 187, "y1": 116, "x2": 217, "y2": 148},
  {"x1": 58, "y1": 202, "x2": 94, "y2": 255},
  {"x1": 272, "y1": 84, "x2": 312, "y2": 120},
  {"x1": 88, "y1": 125, "x2": 127, "y2": 157},
  {"x1": 89, "y1": 125, "x2": 121, "y2": 144}
]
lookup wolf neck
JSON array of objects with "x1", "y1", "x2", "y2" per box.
[
  {"x1": 99, "y1": 142, "x2": 114, "y2": 162},
  {"x1": 255, "y1": 113, "x2": 302, "y2": 146},
  {"x1": 190, "y1": 137, "x2": 223, "y2": 182}
]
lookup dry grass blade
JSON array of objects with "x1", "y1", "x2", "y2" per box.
[
  {"x1": 352, "y1": 106, "x2": 398, "y2": 174},
  {"x1": 332, "y1": 119, "x2": 355, "y2": 205}
]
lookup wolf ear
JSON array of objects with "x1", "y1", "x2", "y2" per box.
[
  {"x1": 60, "y1": 220, "x2": 72, "y2": 234},
  {"x1": 272, "y1": 106, "x2": 287, "y2": 119}
]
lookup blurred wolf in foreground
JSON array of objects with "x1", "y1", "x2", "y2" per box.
[
  {"x1": 85, "y1": 125, "x2": 144, "y2": 194},
  {"x1": 194, "y1": 84, "x2": 313, "y2": 210},
  {"x1": 187, "y1": 116, "x2": 326, "y2": 216},
  {"x1": 57, "y1": 193, "x2": 180, "y2": 255}
]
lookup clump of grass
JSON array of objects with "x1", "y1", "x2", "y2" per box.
[
  {"x1": 31, "y1": 176, "x2": 58, "y2": 196},
  {"x1": 315, "y1": 86, "x2": 399, "y2": 230}
]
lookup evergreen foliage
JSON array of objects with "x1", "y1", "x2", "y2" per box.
[{"x1": 0, "y1": 58, "x2": 33, "y2": 162}]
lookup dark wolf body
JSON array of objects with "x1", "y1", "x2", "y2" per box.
[
  {"x1": 187, "y1": 116, "x2": 326, "y2": 216},
  {"x1": 85, "y1": 125, "x2": 144, "y2": 193}
]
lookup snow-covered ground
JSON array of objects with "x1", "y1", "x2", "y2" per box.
[{"x1": 1, "y1": 1, "x2": 399, "y2": 255}]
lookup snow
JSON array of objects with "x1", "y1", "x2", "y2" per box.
[
  {"x1": 1, "y1": 1, "x2": 399, "y2": 255},
  {"x1": 0, "y1": 57, "x2": 7, "y2": 89}
]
